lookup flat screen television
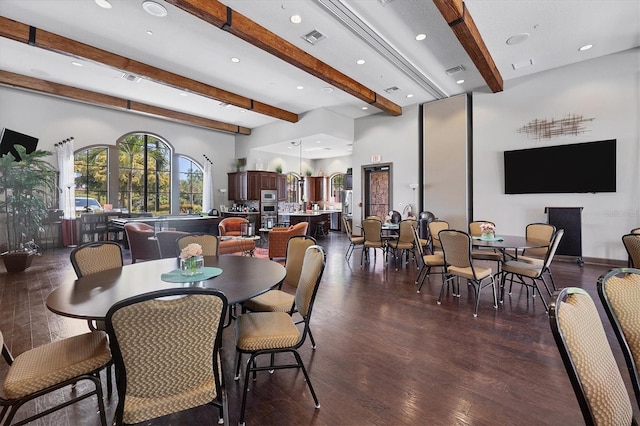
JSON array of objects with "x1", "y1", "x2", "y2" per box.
[
  {"x1": 503, "y1": 139, "x2": 616, "y2": 194},
  {"x1": 0, "y1": 128, "x2": 39, "y2": 162}
]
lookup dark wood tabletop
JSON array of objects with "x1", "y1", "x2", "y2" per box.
[{"x1": 46, "y1": 255, "x2": 285, "y2": 321}]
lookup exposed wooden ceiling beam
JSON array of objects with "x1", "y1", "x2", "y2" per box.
[
  {"x1": 433, "y1": 0, "x2": 503, "y2": 93},
  {"x1": 165, "y1": 0, "x2": 403, "y2": 116},
  {"x1": 0, "y1": 15, "x2": 297, "y2": 124},
  {"x1": 0, "y1": 70, "x2": 251, "y2": 135}
]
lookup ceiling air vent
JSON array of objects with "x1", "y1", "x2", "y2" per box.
[
  {"x1": 302, "y1": 29, "x2": 326, "y2": 45},
  {"x1": 121, "y1": 72, "x2": 141, "y2": 83},
  {"x1": 384, "y1": 86, "x2": 400, "y2": 93},
  {"x1": 445, "y1": 65, "x2": 465, "y2": 75}
]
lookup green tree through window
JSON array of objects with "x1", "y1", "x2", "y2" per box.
[
  {"x1": 118, "y1": 133, "x2": 171, "y2": 214},
  {"x1": 178, "y1": 156, "x2": 203, "y2": 213},
  {"x1": 74, "y1": 147, "x2": 108, "y2": 207}
]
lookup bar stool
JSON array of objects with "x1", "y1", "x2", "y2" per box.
[{"x1": 314, "y1": 221, "x2": 328, "y2": 238}]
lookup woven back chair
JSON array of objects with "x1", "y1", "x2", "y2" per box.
[
  {"x1": 428, "y1": 220, "x2": 449, "y2": 252},
  {"x1": 106, "y1": 288, "x2": 228, "y2": 425},
  {"x1": 177, "y1": 233, "x2": 219, "y2": 256},
  {"x1": 468, "y1": 220, "x2": 495, "y2": 237},
  {"x1": 549, "y1": 287, "x2": 635, "y2": 426},
  {"x1": 71, "y1": 241, "x2": 123, "y2": 277},
  {"x1": 522, "y1": 223, "x2": 556, "y2": 258},
  {"x1": 343, "y1": 215, "x2": 364, "y2": 260},
  {"x1": 413, "y1": 226, "x2": 445, "y2": 293},
  {"x1": 623, "y1": 233, "x2": 640, "y2": 268},
  {"x1": 388, "y1": 219, "x2": 419, "y2": 270},
  {"x1": 597, "y1": 268, "x2": 640, "y2": 408},
  {"x1": 361, "y1": 218, "x2": 384, "y2": 265},
  {"x1": 156, "y1": 230, "x2": 188, "y2": 258}
]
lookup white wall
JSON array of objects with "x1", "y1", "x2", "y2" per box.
[
  {"x1": 473, "y1": 48, "x2": 640, "y2": 261},
  {"x1": 352, "y1": 105, "x2": 420, "y2": 228},
  {"x1": 0, "y1": 86, "x2": 236, "y2": 207}
]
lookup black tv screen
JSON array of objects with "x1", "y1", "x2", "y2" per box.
[
  {"x1": 0, "y1": 128, "x2": 39, "y2": 162},
  {"x1": 504, "y1": 140, "x2": 616, "y2": 194}
]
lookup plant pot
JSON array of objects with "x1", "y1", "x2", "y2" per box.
[{"x1": 1, "y1": 251, "x2": 36, "y2": 273}]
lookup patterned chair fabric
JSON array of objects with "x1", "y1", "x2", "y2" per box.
[
  {"x1": 428, "y1": 220, "x2": 449, "y2": 252},
  {"x1": 387, "y1": 219, "x2": 419, "y2": 270},
  {"x1": 234, "y1": 245, "x2": 325, "y2": 426},
  {"x1": 124, "y1": 222, "x2": 160, "y2": 263},
  {"x1": 438, "y1": 229, "x2": 497, "y2": 317},
  {"x1": 218, "y1": 217, "x2": 249, "y2": 236},
  {"x1": 597, "y1": 268, "x2": 640, "y2": 408},
  {"x1": 177, "y1": 233, "x2": 219, "y2": 256},
  {"x1": 343, "y1": 215, "x2": 364, "y2": 261},
  {"x1": 105, "y1": 288, "x2": 228, "y2": 425},
  {"x1": 0, "y1": 330, "x2": 111, "y2": 426},
  {"x1": 549, "y1": 287, "x2": 635, "y2": 426},
  {"x1": 622, "y1": 233, "x2": 640, "y2": 268},
  {"x1": 413, "y1": 227, "x2": 445, "y2": 294},
  {"x1": 268, "y1": 222, "x2": 308, "y2": 259},
  {"x1": 520, "y1": 223, "x2": 556, "y2": 260},
  {"x1": 361, "y1": 218, "x2": 385, "y2": 265},
  {"x1": 71, "y1": 241, "x2": 123, "y2": 277}
]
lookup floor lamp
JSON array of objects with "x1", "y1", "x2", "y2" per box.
[{"x1": 66, "y1": 185, "x2": 77, "y2": 247}]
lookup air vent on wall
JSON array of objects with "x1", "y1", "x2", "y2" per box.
[
  {"x1": 121, "y1": 72, "x2": 141, "y2": 82},
  {"x1": 302, "y1": 29, "x2": 326, "y2": 45},
  {"x1": 445, "y1": 65, "x2": 465, "y2": 75}
]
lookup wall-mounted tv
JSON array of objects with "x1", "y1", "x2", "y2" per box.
[
  {"x1": 504, "y1": 139, "x2": 616, "y2": 194},
  {"x1": 0, "y1": 128, "x2": 39, "y2": 162}
]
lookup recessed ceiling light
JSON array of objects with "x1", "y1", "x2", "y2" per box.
[
  {"x1": 296, "y1": 85, "x2": 304, "y2": 90},
  {"x1": 95, "y1": 0, "x2": 112, "y2": 9},
  {"x1": 142, "y1": 1, "x2": 167, "y2": 17},
  {"x1": 290, "y1": 14, "x2": 302, "y2": 24},
  {"x1": 362, "y1": 106, "x2": 368, "y2": 110},
  {"x1": 316, "y1": 140, "x2": 321, "y2": 144},
  {"x1": 356, "y1": 59, "x2": 365, "y2": 65},
  {"x1": 579, "y1": 44, "x2": 593, "y2": 51},
  {"x1": 230, "y1": 57, "x2": 240, "y2": 63},
  {"x1": 71, "y1": 61, "x2": 83, "y2": 67},
  {"x1": 456, "y1": 79, "x2": 464, "y2": 84},
  {"x1": 179, "y1": 92, "x2": 188, "y2": 97},
  {"x1": 415, "y1": 34, "x2": 426, "y2": 41},
  {"x1": 506, "y1": 33, "x2": 530, "y2": 45},
  {"x1": 322, "y1": 87, "x2": 334, "y2": 93},
  {"x1": 406, "y1": 94, "x2": 414, "y2": 98},
  {"x1": 146, "y1": 30, "x2": 153, "y2": 36}
]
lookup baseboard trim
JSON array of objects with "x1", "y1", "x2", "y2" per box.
[{"x1": 554, "y1": 254, "x2": 626, "y2": 268}]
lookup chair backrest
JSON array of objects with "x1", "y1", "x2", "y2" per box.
[
  {"x1": 177, "y1": 233, "x2": 219, "y2": 256},
  {"x1": 283, "y1": 235, "x2": 317, "y2": 288},
  {"x1": 597, "y1": 268, "x2": 640, "y2": 408},
  {"x1": 218, "y1": 217, "x2": 249, "y2": 236},
  {"x1": 156, "y1": 230, "x2": 189, "y2": 258},
  {"x1": 390, "y1": 210, "x2": 402, "y2": 224},
  {"x1": 412, "y1": 226, "x2": 424, "y2": 258},
  {"x1": 397, "y1": 219, "x2": 416, "y2": 244},
  {"x1": 524, "y1": 223, "x2": 556, "y2": 258},
  {"x1": 124, "y1": 222, "x2": 160, "y2": 261},
  {"x1": 622, "y1": 234, "x2": 640, "y2": 268},
  {"x1": 428, "y1": 220, "x2": 449, "y2": 250},
  {"x1": 342, "y1": 215, "x2": 353, "y2": 238},
  {"x1": 294, "y1": 245, "x2": 326, "y2": 321},
  {"x1": 439, "y1": 229, "x2": 472, "y2": 270},
  {"x1": 70, "y1": 241, "x2": 123, "y2": 277},
  {"x1": 362, "y1": 219, "x2": 382, "y2": 244},
  {"x1": 549, "y1": 287, "x2": 634, "y2": 426},
  {"x1": 542, "y1": 229, "x2": 564, "y2": 271},
  {"x1": 366, "y1": 215, "x2": 381, "y2": 221},
  {"x1": 468, "y1": 221, "x2": 495, "y2": 237},
  {"x1": 105, "y1": 288, "x2": 227, "y2": 425},
  {"x1": 632, "y1": 227, "x2": 640, "y2": 235}
]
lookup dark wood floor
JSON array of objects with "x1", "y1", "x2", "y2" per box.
[{"x1": 1, "y1": 233, "x2": 637, "y2": 425}]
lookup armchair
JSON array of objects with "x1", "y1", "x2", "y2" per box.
[
  {"x1": 218, "y1": 217, "x2": 249, "y2": 236},
  {"x1": 268, "y1": 222, "x2": 308, "y2": 259},
  {"x1": 124, "y1": 222, "x2": 160, "y2": 263}
]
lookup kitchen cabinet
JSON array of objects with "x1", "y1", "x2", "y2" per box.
[
  {"x1": 260, "y1": 172, "x2": 277, "y2": 190},
  {"x1": 247, "y1": 172, "x2": 260, "y2": 200},
  {"x1": 228, "y1": 172, "x2": 247, "y2": 201},
  {"x1": 229, "y1": 171, "x2": 278, "y2": 201},
  {"x1": 304, "y1": 176, "x2": 326, "y2": 202},
  {"x1": 277, "y1": 173, "x2": 287, "y2": 201},
  {"x1": 344, "y1": 173, "x2": 353, "y2": 190}
]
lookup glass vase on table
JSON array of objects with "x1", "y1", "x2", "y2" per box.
[{"x1": 180, "y1": 255, "x2": 204, "y2": 276}]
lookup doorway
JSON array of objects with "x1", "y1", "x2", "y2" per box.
[{"x1": 362, "y1": 163, "x2": 392, "y2": 220}]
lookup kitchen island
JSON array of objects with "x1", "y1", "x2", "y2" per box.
[{"x1": 285, "y1": 211, "x2": 331, "y2": 237}]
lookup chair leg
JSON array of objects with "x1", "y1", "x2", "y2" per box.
[
  {"x1": 292, "y1": 350, "x2": 320, "y2": 408},
  {"x1": 308, "y1": 327, "x2": 317, "y2": 349},
  {"x1": 234, "y1": 351, "x2": 242, "y2": 381}
]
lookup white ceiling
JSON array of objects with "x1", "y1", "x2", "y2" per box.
[{"x1": 0, "y1": 0, "x2": 638, "y2": 159}]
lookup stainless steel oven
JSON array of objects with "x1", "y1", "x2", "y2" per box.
[
  {"x1": 261, "y1": 190, "x2": 277, "y2": 203},
  {"x1": 260, "y1": 190, "x2": 278, "y2": 228}
]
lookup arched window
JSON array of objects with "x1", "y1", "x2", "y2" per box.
[
  {"x1": 118, "y1": 133, "x2": 171, "y2": 214},
  {"x1": 330, "y1": 173, "x2": 345, "y2": 201},
  {"x1": 74, "y1": 146, "x2": 109, "y2": 209},
  {"x1": 178, "y1": 156, "x2": 203, "y2": 213},
  {"x1": 286, "y1": 172, "x2": 301, "y2": 203}
]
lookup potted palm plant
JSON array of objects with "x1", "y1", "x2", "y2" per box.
[{"x1": 0, "y1": 146, "x2": 57, "y2": 272}]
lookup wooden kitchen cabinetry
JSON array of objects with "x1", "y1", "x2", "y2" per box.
[
  {"x1": 228, "y1": 171, "x2": 247, "y2": 201},
  {"x1": 304, "y1": 176, "x2": 326, "y2": 202},
  {"x1": 229, "y1": 171, "x2": 279, "y2": 201},
  {"x1": 277, "y1": 174, "x2": 287, "y2": 201}
]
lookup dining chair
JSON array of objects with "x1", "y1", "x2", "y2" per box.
[
  {"x1": 105, "y1": 287, "x2": 229, "y2": 425},
  {"x1": 243, "y1": 235, "x2": 318, "y2": 347},
  {"x1": 597, "y1": 268, "x2": 640, "y2": 408},
  {"x1": 549, "y1": 287, "x2": 635, "y2": 426},
  {"x1": 468, "y1": 220, "x2": 503, "y2": 275},
  {"x1": 0, "y1": 329, "x2": 111, "y2": 426},
  {"x1": 176, "y1": 233, "x2": 219, "y2": 256},
  {"x1": 387, "y1": 219, "x2": 419, "y2": 270},
  {"x1": 438, "y1": 229, "x2": 497, "y2": 317},
  {"x1": 156, "y1": 230, "x2": 188, "y2": 258},
  {"x1": 361, "y1": 218, "x2": 386, "y2": 265},
  {"x1": 622, "y1": 233, "x2": 640, "y2": 268},
  {"x1": 632, "y1": 227, "x2": 640, "y2": 235},
  {"x1": 413, "y1": 227, "x2": 446, "y2": 293},
  {"x1": 124, "y1": 222, "x2": 160, "y2": 263},
  {"x1": 70, "y1": 241, "x2": 123, "y2": 395},
  {"x1": 428, "y1": 220, "x2": 449, "y2": 253},
  {"x1": 234, "y1": 245, "x2": 326, "y2": 426},
  {"x1": 342, "y1": 215, "x2": 364, "y2": 261},
  {"x1": 500, "y1": 229, "x2": 564, "y2": 312},
  {"x1": 519, "y1": 223, "x2": 555, "y2": 260}
]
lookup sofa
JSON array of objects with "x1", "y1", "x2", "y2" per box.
[
  {"x1": 268, "y1": 222, "x2": 309, "y2": 259},
  {"x1": 218, "y1": 217, "x2": 249, "y2": 237}
]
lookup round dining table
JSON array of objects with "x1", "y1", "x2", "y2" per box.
[
  {"x1": 46, "y1": 255, "x2": 285, "y2": 321},
  {"x1": 472, "y1": 235, "x2": 549, "y2": 259}
]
